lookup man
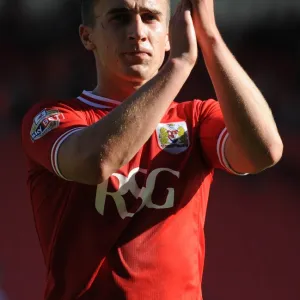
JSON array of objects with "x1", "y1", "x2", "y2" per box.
[{"x1": 21, "y1": 0, "x2": 283, "y2": 299}]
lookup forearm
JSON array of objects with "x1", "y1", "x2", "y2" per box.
[
  {"x1": 200, "y1": 32, "x2": 283, "y2": 170},
  {"x1": 62, "y1": 60, "x2": 192, "y2": 184}
]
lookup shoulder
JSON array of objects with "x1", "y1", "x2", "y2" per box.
[
  {"x1": 22, "y1": 98, "x2": 87, "y2": 130},
  {"x1": 22, "y1": 98, "x2": 87, "y2": 122},
  {"x1": 21, "y1": 98, "x2": 90, "y2": 148}
]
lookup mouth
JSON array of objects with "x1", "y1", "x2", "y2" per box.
[
  {"x1": 123, "y1": 51, "x2": 151, "y2": 58},
  {"x1": 122, "y1": 47, "x2": 152, "y2": 59},
  {"x1": 122, "y1": 51, "x2": 152, "y2": 64}
]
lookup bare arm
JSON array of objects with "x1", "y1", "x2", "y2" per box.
[
  {"x1": 191, "y1": 0, "x2": 283, "y2": 174},
  {"x1": 59, "y1": 61, "x2": 192, "y2": 184},
  {"x1": 58, "y1": 1, "x2": 198, "y2": 185}
]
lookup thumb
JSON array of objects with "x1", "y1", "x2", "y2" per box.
[
  {"x1": 181, "y1": 0, "x2": 195, "y2": 24},
  {"x1": 182, "y1": 0, "x2": 193, "y2": 12}
]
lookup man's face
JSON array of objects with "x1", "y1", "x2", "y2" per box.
[{"x1": 88, "y1": 0, "x2": 170, "y2": 83}]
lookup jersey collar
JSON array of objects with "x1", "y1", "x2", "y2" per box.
[{"x1": 77, "y1": 90, "x2": 121, "y2": 109}]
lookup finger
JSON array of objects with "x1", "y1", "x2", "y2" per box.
[
  {"x1": 170, "y1": 0, "x2": 192, "y2": 31},
  {"x1": 180, "y1": 0, "x2": 193, "y2": 27}
]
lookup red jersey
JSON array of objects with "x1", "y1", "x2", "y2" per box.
[{"x1": 22, "y1": 91, "x2": 237, "y2": 300}]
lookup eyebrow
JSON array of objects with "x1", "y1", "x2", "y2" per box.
[{"x1": 105, "y1": 7, "x2": 163, "y2": 17}]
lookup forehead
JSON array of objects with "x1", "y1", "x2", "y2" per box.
[{"x1": 95, "y1": 0, "x2": 169, "y2": 16}]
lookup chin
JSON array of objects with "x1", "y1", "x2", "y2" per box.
[{"x1": 120, "y1": 65, "x2": 156, "y2": 83}]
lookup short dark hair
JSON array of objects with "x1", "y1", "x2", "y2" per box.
[
  {"x1": 81, "y1": 0, "x2": 98, "y2": 26},
  {"x1": 81, "y1": 0, "x2": 171, "y2": 27}
]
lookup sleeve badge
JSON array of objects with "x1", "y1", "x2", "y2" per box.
[{"x1": 30, "y1": 109, "x2": 64, "y2": 142}]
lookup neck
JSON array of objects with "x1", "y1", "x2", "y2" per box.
[{"x1": 93, "y1": 70, "x2": 150, "y2": 101}]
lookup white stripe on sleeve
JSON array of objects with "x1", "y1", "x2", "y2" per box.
[
  {"x1": 50, "y1": 127, "x2": 84, "y2": 180},
  {"x1": 217, "y1": 128, "x2": 248, "y2": 176}
]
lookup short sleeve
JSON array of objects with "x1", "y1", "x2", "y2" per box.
[
  {"x1": 22, "y1": 101, "x2": 88, "y2": 179},
  {"x1": 195, "y1": 99, "x2": 241, "y2": 174}
]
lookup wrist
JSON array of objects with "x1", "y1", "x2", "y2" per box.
[
  {"x1": 166, "y1": 57, "x2": 195, "y2": 75},
  {"x1": 197, "y1": 28, "x2": 222, "y2": 52}
]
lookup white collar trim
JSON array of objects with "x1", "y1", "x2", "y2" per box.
[{"x1": 82, "y1": 90, "x2": 121, "y2": 105}]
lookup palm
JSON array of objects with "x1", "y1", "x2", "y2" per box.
[{"x1": 169, "y1": 0, "x2": 198, "y2": 66}]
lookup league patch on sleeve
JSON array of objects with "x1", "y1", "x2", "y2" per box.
[{"x1": 30, "y1": 109, "x2": 64, "y2": 142}]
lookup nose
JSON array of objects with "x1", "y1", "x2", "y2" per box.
[{"x1": 127, "y1": 15, "x2": 147, "y2": 42}]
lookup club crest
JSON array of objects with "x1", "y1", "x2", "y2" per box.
[{"x1": 156, "y1": 122, "x2": 189, "y2": 154}]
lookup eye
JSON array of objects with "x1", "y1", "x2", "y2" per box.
[
  {"x1": 111, "y1": 14, "x2": 130, "y2": 24},
  {"x1": 142, "y1": 13, "x2": 157, "y2": 23}
]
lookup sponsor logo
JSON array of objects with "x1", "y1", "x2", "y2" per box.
[
  {"x1": 156, "y1": 122, "x2": 189, "y2": 154},
  {"x1": 95, "y1": 168, "x2": 180, "y2": 219},
  {"x1": 30, "y1": 109, "x2": 63, "y2": 142}
]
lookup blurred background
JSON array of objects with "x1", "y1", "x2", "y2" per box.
[{"x1": 0, "y1": 0, "x2": 299, "y2": 299}]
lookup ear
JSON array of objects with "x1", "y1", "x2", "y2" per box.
[
  {"x1": 164, "y1": 31, "x2": 170, "y2": 52},
  {"x1": 79, "y1": 24, "x2": 96, "y2": 51}
]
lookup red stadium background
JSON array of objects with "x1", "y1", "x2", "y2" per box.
[{"x1": 0, "y1": 0, "x2": 299, "y2": 299}]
